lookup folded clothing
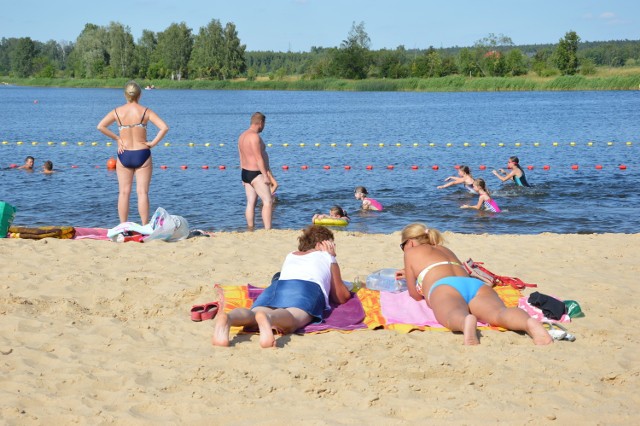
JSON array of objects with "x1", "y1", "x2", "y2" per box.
[
  {"x1": 528, "y1": 291, "x2": 566, "y2": 320},
  {"x1": 8, "y1": 226, "x2": 75, "y2": 239}
]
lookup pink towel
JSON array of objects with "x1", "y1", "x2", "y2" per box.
[
  {"x1": 380, "y1": 291, "x2": 490, "y2": 328},
  {"x1": 73, "y1": 227, "x2": 109, "y2": 240}
]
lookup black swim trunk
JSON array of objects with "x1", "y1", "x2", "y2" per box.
[{"x1": 241, "y1": 168, "x2": 261, "y2": 184}]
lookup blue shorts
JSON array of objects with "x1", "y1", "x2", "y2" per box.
[
  {"x1": 428, "y1": 276, "x2": 485, "y2": 304},
  {"x1": 118, "y1": 149, "x2": 151, "y2": 169},
  {"x1": 252, "y1": 279, "x2": 327, "y2": 322}
]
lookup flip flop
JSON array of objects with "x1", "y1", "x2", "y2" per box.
[
  {"x1": 191, "y1": 305, "x2": 206, "y2": 322},
  {"x1": 200, "y1": 302, "x2": 219, "y2": 321},
  {"x1": 543, "y1": 321, "x2": 576, "y2": 341}
]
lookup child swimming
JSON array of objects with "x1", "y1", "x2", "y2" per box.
[
  {"x1": 460, "y1": 178, "x2": 501, "y2": 212},
  {"x1": 437, "y1": 165, "x2": 477, "y2": 194},
  {"x1": 312, "y1": 205, "x2": 349, "y2": 223},
  {"x1": 354, "y1": 186, "x2": 383, "y2": 211}
]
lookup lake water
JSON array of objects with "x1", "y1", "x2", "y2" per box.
[{"x1": 0, "y1": 86, "x2": 638, "y2": 234}]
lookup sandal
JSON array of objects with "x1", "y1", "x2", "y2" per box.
[{"x1": 543, "y1": 321, "x2": 576, "y2": 341}]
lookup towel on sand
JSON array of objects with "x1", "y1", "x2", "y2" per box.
[
  {"x1": 8, "y1": 226, "x2": 75, "y2": 239},
  {"x1": 218, "y1": 283, "x2": 522, "y2": 334}
]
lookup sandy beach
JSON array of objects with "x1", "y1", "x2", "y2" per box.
[{"x1": 1, "y1": 230, "x2": 639, "y2": 424}]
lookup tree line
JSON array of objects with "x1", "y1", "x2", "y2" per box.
[{"x1": 2, "y1": 20, "x2": 639, "y2": 81}]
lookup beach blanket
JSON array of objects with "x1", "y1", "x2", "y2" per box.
[
  {"x1": 73, "y1": 227, "x2": 110, "y2": 240},
  {"x1": 218, "y1": 283, "x2": 522, "y2": 334},
  {"x1": 8, "y1": 225, "x2": 75, "y2": 239}
]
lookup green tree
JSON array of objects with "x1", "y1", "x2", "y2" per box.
[
  {"x1": 331, "y1": 21, "x2": 371, "y2": 79},
  {"x1": 457, "y1": 47, "x2": 481, "y2": 76},
  {"x1": 189, "y1": 19, "x2": 225, "y2": 78},
  {"x1": 221, "y1": 22, "x2": 246, "y2": 79},
  {"x1": 107, "y1": 22, "x2": 135, "y2": 77},
  {"x1": 68, "y1": 24, "x2": 109, "y2": 78},
  {"x1": 136, "y1": 30, "x2": 157, "y2": 78},
  {"x1": 157, "y1": 22, "x2": 193, "y2": 80},
  {"x1": 554, "y1": 31, "x2": 580, "y2": 75},
  {"x1": 411, "y1": 46, "x2": 442, "y2": 78},
  {"x1": 11, "y1": 37, "x2": 36, "y2": 77},
  {"x1": 504, "y1": 49, "x2": 528, "y2": 76},
  {"x1": 473, "y1": 33, "x2": 513, "y2": 76}
]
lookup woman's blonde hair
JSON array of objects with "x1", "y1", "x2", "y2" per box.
[
  {"x1": 400, "y1": 222, "x2": 444, "y2": 246},
  {"x1": 124, "y1": 81, "x2": 141, "y2": 102}
]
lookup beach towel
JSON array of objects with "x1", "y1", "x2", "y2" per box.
[
  {"x1": 8, "y1": 225, "x2": 75, "y2": 239},
  {"x1": 217, "y1": 283, "x2": 522, "y2": 335},
  {"x1": 73, "y1": 227, "x2": 110, "y2": 240}
]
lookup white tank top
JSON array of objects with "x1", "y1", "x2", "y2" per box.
[{"x1": 278, "y1": 250, "x2": 332, "y2": 308}]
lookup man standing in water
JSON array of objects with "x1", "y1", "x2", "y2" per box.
[{"x1": 238, "y1": 112, "x2": 273, "y2": 230}]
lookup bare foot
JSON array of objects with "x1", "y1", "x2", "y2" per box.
[
  {"x1": 255, "y1": 311, "x2": 276, "y2": 348},
  {"x1": 463, "y1": 314, "x2": 480, "y2": 345},
  {"x1": 527, "y1": 318, "x2": 554, "y2": 345},
  {"x1": 211, "y1": 311, "x2": 230, "y2": 347}
]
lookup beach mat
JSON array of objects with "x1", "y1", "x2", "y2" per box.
[
  {"x1": 218, "y1": 283, "x2": 522, "y2": 334},
  {"x1": 8, "y1": 225, "x2": 75, "y2": 239}
]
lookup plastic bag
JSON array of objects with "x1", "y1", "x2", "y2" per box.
[
  {"x1": 564, "y1": 300, "x2": 585, "y2": 318},
  {"x1": 366, "y1": 268, "x2": 407, "y2": 292},
  {"x1": 145, "y1": 207, "x2": 189, "y2": 242}
]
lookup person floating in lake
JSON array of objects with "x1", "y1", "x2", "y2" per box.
[
  {"x1": 398, "y1": 222, "x2": 553, "y2": 345},
  {"x1": 437, "y1": 165, "x2": 477, "y2": 194},
  {"x1": 312, "y1": 205, "x2": 349, "y2": 224},
  {"x1": 42, "y1": 160, "x2": 55, "y2": 174},
  {"x1": 354, "y1": 186, "x2": 383, "y2": 211},
  {"x1": 492, "y1": 156, "x2": 531, "y2": 187},
  {"x1": 460, "y1": 178, "x2": 501, "y2": 212},
  {"x1": 212, "y1": 225, "x2": 352, "y2": 348},
  {"x1": 18, "y1": 156, "x2": 35, "y2": 171}
]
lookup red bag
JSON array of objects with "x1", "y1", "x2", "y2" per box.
[{"x1": 463, "y1": 258, "x2": 537, "y2": 290}]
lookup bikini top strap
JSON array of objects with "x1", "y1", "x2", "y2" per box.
[
  {"x1": 140, "y1": 108, "x2": 149, "y2": 123},
  {"x1": 114, "y1": 108, "x2": 123, "y2": 126}
]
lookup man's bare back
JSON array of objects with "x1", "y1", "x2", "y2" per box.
[{"x1": 238, "y1": 112, "x2": 273, "y2": 229}]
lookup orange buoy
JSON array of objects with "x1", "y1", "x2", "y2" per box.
[
  {"x1": 344, "y1": 165, "x2": 351, "y2": 170},
  {"x1": 386, "y1": 165, "x2": 394, "y2": 170},
  {"x1": 106, "y1": 157, "x2": 117, "y2": 170},
  {"x1": 595, "y1": 164, "x2": 603, "y2": 170},
  {"x1": 479, "y1": 165, "x2": 486, "y2": 170},
  {"x1": 323, "y1": 165, "x2": 331, "y2": 170},
  {"x1": 432, "y1": 165, "x2": 439, "y2": 170},
  {"x1": 71, "y1": 165, "x2": 78, "y2": 169},
  {"x1": 527, "y1": 165, "x2": 534, "y2": 170},
  {"x1": 160, "y1": 165, "x2": 168, "y2": 169},
  {"x1": 366, "y1": 165, "x2": 373, "y2": 170},
  {"x1": 543, "y1": 165, "x2": 550, "y2": 170},
  {"x1": 180, "y1": 165, "x2": 188, "y2": 170},
  {"x1": 219, "y1": 165, "x2": 226, "y2": 170},
  {"x1": 282, "y1": 165, "x2": 289, "y2": 170},
  {"x1": 619, "y1": 164, "x2": 627, "y2": 170},
  {"x1": 411, "y1": 165, "x2": 418, "y2": 170},
  {"x1": 301, "y1": 165, "x2": 308, "y2": 170},
  {"x1": 571, "y1": 164, "x2": 579, "y2": 170},
  {"x1": 201, "y1": 165, "x2": 209, "y2": 169}
]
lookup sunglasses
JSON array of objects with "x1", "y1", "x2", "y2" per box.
[{"x1": 400, "y1": 240, "x2": 408, "y2": 251}]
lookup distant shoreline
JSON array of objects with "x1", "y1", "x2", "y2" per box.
[{"x1": 3, "y1": 72, "x2": 640, "y2": 92}]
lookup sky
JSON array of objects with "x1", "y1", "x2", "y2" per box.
[{"x1": 2, "y1": 0, "x2": 638, "y2": 51}]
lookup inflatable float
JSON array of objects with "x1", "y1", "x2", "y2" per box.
[{"x1": 313, "y1": 218, "x2": 349, "y2": 227}]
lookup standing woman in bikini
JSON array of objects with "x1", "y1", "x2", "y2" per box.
[
  {"x1": 399, "y1": 222, "x2": 552, "y2": 345},
  {"x1": 97, "y1": 81, "x2": 169, "y2": 224}
]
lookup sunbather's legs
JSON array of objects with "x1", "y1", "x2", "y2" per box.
[
  {"x1": 253, "y1": 307, "x2": 312, "y2": 348},
  {"x1": 430, "y1": 286, "x2": 479, "y2": 345},
  {"x1": 212, "y1": 308, "x2": 257, "y2": 347},
  {"x1": 469, "y1": 286, "x2": 553, "y2": 345}
]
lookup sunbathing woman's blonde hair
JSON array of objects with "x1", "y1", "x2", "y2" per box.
[
  {"x1": 124, "y1": 81, "x2": 141, "y2": 102},
  {"x1": 401, "y1": 223, "x2": 445, "y2": 246}
]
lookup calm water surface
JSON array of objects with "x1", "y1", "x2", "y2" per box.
[{"x1": 1, "y1": 87, "x2": 638, "y2": 234}]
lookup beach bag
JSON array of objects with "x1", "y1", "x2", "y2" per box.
[
  {"x1": 464, "y1": 258, "x2": 537, "y2": 290},
  {"x1": 0, "y1": 201, "x2": 17, "y2": 238},
  {"x1": 145, "y1": 207, "x2": 189, "y2": 242}
]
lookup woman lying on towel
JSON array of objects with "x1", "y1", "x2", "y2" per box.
[
  {"x1": 213, "y1": 225, "x2": 352, "y2": 348},
  {"x1": 399, "y1": 222, "x2": 552, "y2": 346}
]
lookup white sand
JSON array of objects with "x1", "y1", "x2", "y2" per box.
[{"x1": 1, "y1": 231, "x2": 639, "y2": 424}]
